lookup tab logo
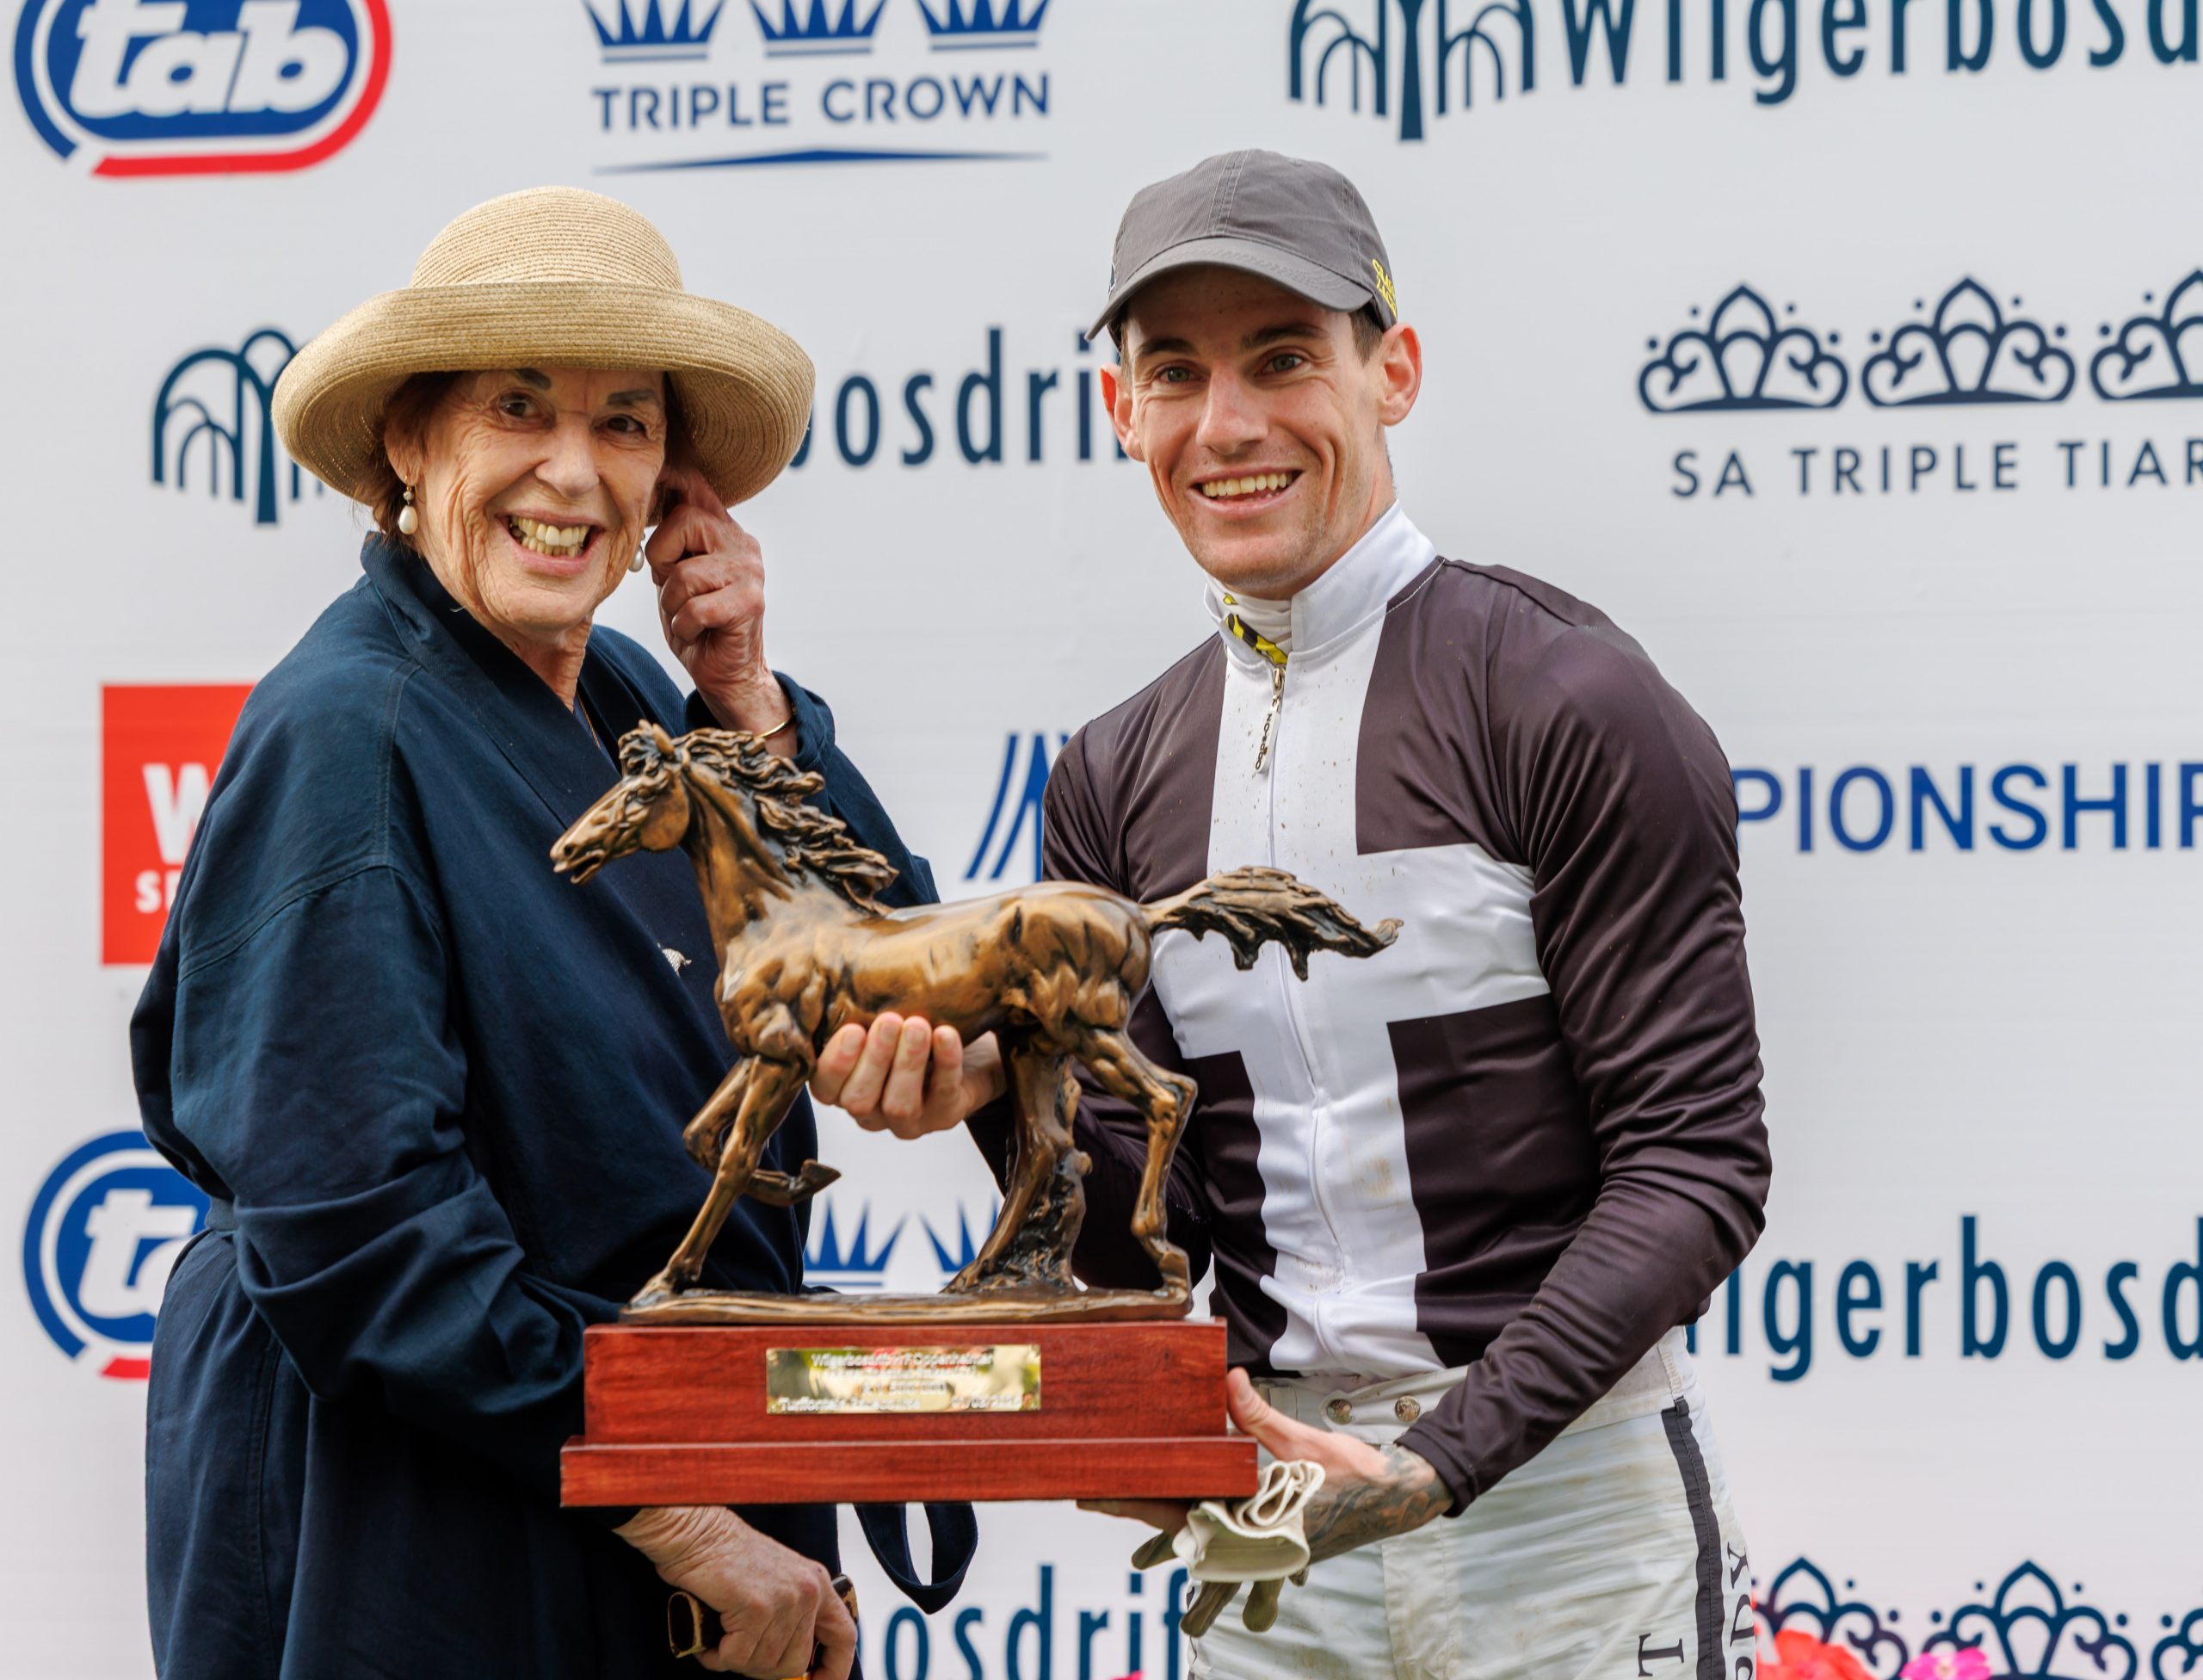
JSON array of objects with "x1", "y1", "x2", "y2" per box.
[
  {"x1": 23, "y1": 1132, "x2": 209, "y2": 1379},
  {"x1": 102, "y1": 684, "x2": 252, "y2": 964},
  {"x1": 15, "y1": 0, "x2": 392, "y2": 176},
  {"x1": 963, "y1": 730, "x2": 1066, "y2": 883}
]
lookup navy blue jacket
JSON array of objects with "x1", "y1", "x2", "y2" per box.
[{"x1": 132, "y1": 538, "x2": 945, "y2": 1677}]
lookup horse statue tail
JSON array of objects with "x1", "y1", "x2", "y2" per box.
[{"x1": 1140, "y1": 866, "x2": 1400, "y2": 980}]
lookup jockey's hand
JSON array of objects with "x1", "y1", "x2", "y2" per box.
[
  {"x1": 1083, "y1": 1369, "x2": 1453, "y2": 1566},
  {"x1": 647, "y1": 465, "x2": 793, "y2": 757},
  {"x1": 811, "y1": 1016, "x2": 1007, "y2": 1139}
]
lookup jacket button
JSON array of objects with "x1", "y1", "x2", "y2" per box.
[
  {"x1": 1324, "y1": 1397, "x2": 1353, "y2": 1424},
  {"x1": 1393, "y1": 1396, "x2": 1422, "y2": 1424}
]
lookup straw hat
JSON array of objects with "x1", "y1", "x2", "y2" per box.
[{"x1": 273, "y1": 187, "x2": 813, "y2": 508}]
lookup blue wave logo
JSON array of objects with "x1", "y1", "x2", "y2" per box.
[
  {"x1": 2090, "y1": 271, "x2": 2203, "y2": 401},
  {"x1": 16, "y1": 0, "x2": 390, "y2": 176},
  {"x1": 965, "y1": 732, "x2": 1067, "y2": 883},
  {"x1": 1862, "y1": 279, "x2": 2075, "y2": 407},
  {"x1": 1639, "y1": 285, "x2": 1848, "y2": 412},
  {"x1": 22, "y1": 1132, "x2": 207, "y2": 1380}
]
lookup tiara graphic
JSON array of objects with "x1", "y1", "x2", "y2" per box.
[
  {"x1": 2158, "y1": 1611, "x2": 2203, "y2": 1680},
  {"x1": 923, "y1": 1201, "x2": 1003, "y2": 1275},
  {"x1": 1936, "y1": 1563, "x2": 2139, "y2": 1680},
  {"x1": 1756, "y1": 1555, "x2": 2203, "y2": 1678},
  {"x1": 750, "y1": 0, "x2": 886, "y2": 52},
  {"x1": 918, "y1": 0, "x2": 1050, "y2": 49},
  {"x1": 1760, "y1": 1558, "x2": 1911, "y2": 1676},
  {"x1": 2089, "y1": 270, "x2": 2203, "y2": 400},
  {"x1": 586, "y1": 0, "x2": 725, "y2": 60},
  {"x1": 803, "y1": 1201, "x2": 903, "y2": 1285},
  {"x1": 1862, "y1": 278, "x2": 2074, "y2": 406},
  {"x1": 1638, "y1": 285, "x2": 1848, "y2": 412}
]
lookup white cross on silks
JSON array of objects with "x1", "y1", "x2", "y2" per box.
[{"x1": 1148, "y1": 628, "x2": 1552, "y2": 1376}]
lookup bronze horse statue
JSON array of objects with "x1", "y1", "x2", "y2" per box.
[{"x1": 551, "y1": 723, "x2": 1398, "y2": 1320}]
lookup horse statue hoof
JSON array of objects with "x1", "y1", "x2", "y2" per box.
[
  {"x1": 631, "y1": 1270, "x2": 683, "y2": 1310},
  {"x1": 746, "y1": 1159, "x2": 841, "y2": 1208}
]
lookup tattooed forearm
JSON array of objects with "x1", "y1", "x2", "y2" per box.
[{"x1": 1299, "y1": 1446, "x2": 1451, "y2": 1562}]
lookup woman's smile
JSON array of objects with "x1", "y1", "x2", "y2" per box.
[{"x1": 497, "y1": 509, "x2": 606, "y2": 576}]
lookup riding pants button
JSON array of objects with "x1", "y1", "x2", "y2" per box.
[
  {"x1": 1324, "y1": 1397, "x2": 1353, "y2": 1425},
  {"x1": 1393, "y1": 1396, "x2": 1422, "y2": 1424}
]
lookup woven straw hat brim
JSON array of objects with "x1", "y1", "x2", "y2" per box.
[{"x1": 273, "y1": 281, "x2": 815, "y2": 508}]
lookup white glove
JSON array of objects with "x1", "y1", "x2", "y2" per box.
[{"x1": 1133, "y1": 1460, "x2": 1326, "y2": 1636}]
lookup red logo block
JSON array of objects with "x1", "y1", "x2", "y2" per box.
[{"x1": 102, "y1": 686, "x2": 252, "y2": 966}]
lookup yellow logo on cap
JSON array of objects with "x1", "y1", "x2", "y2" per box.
[{"x1": 1371, "y1": 256, "x2": 1398, "y2": 315}]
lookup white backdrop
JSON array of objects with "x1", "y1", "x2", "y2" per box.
[{"x1": 6, "y1": 0, "x2": 2201, "y2": 1674}]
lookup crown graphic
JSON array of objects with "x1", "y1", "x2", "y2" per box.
[
  {"x1": 2089, "y1": 269, "x2": 2203, "y2": 401},
  {"x1": 750, "y1": 0, "x2": 886, "y2": 52},
  {"x1": 923, "y1": 1201, "x2": 1001, "y2": 1275},
  {"x1": 1862, "y1": 278, "x2": 2073, "y2": 407},
  {"x1": 585, "y1": 0, "x2": 725, "y2": 60},
  {"x1": 1639, "y1": 284, "x2": 1848, "y2": 413},
  {"x1": 918, "y1": 0, "x2": 1050, "y2": 50},
  {"x1": 803, "y1": 1201, "x2": 903, "y2": 1286}
]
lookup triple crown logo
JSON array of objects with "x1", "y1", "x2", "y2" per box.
[
  {"x1": 582, "y1": 0, "x2": 1049, "y2": 59},
  {"x1": 15, "y1": 0, "x2": 392, "y2": 176}
]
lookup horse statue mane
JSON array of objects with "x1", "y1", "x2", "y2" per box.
[{"x1": 631, "y1": 725, "x2": 901, "y2": 914}]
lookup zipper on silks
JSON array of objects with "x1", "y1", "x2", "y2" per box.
[
  {"x1": 1227, "y1": 594, "x2": 1342, "y2": 1352},
  {"x1": 1223, "y1": 596, "x2": 1288, "y2": 774}
]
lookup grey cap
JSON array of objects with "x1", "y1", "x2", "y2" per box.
[{"x1": 1088, "y1": 149, "x2": 1399, "y2": 343}]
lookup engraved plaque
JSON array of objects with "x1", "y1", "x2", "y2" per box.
[{"x1": 766, "y1": 1345, "x2": 1043, "y2": 1415}]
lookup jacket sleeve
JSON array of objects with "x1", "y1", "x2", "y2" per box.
[
  {"x1": 146, "y1": 859, "x2": 608, "y2": 1511},
  {"x1": 686, "y1": 672, "x2": 939, "y2": 907},
  {"x1": 1396, "y1": 627, "x2": 1770, "y2": 1509},
  {"x1": 963, "y1": 730, "x2": 1212, "y2": 1291}
]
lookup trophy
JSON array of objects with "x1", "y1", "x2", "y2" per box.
[{"x1": 549, "y1": 724, "x2": 1397, "y2": 1508}]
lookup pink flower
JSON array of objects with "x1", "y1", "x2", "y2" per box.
[
  {"x1": 1762, "y1": 1630, "x2": 1875, "y2": 1680},
  {"x1": 1901, "y1": 1650, "x2": 1993, "y2": 1680}
]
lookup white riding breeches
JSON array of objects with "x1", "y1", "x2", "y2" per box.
[{"x1": 1190, "y1": 1331, "x2": 1755, "y2": 1680}]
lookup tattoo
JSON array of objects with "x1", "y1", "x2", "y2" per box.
[{"x1": 1299, "y1": 1445, "x2": 1450, "y2": 1563}]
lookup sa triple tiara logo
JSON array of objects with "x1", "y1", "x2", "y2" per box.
[{"x1": 15, "y1": 0, "x2": 392, "y2": 177}]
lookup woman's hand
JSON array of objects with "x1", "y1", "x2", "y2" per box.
[
  {"x1": 647, "y1": 466, "x2": 793, "y2": 752},
  {"x1": 615, "y1": 1505, "x2": 855, "y2": 1677},
  {"x1": 810, "y1": 1017, "x2": 1007, "y2": 1139},
  {"x1": 1082, "y1": 1370, "x2": 1452, "y2": 1565}
]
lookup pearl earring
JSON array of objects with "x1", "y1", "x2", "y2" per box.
[
  {"x1": 629, "y1": 542, "x2": 645, "y2": 574},
  {"x1": 397, "y1": 484, "x2": 419, "y2": 537}
]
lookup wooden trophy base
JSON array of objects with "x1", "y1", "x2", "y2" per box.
[{"x1": 561, "y1": 1319, "x2": 1256, "y2": 1506}]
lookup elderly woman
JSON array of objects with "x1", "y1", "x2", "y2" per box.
[{"x1": 129, "y1": 188, "x2": 978, "y2": 1678}]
